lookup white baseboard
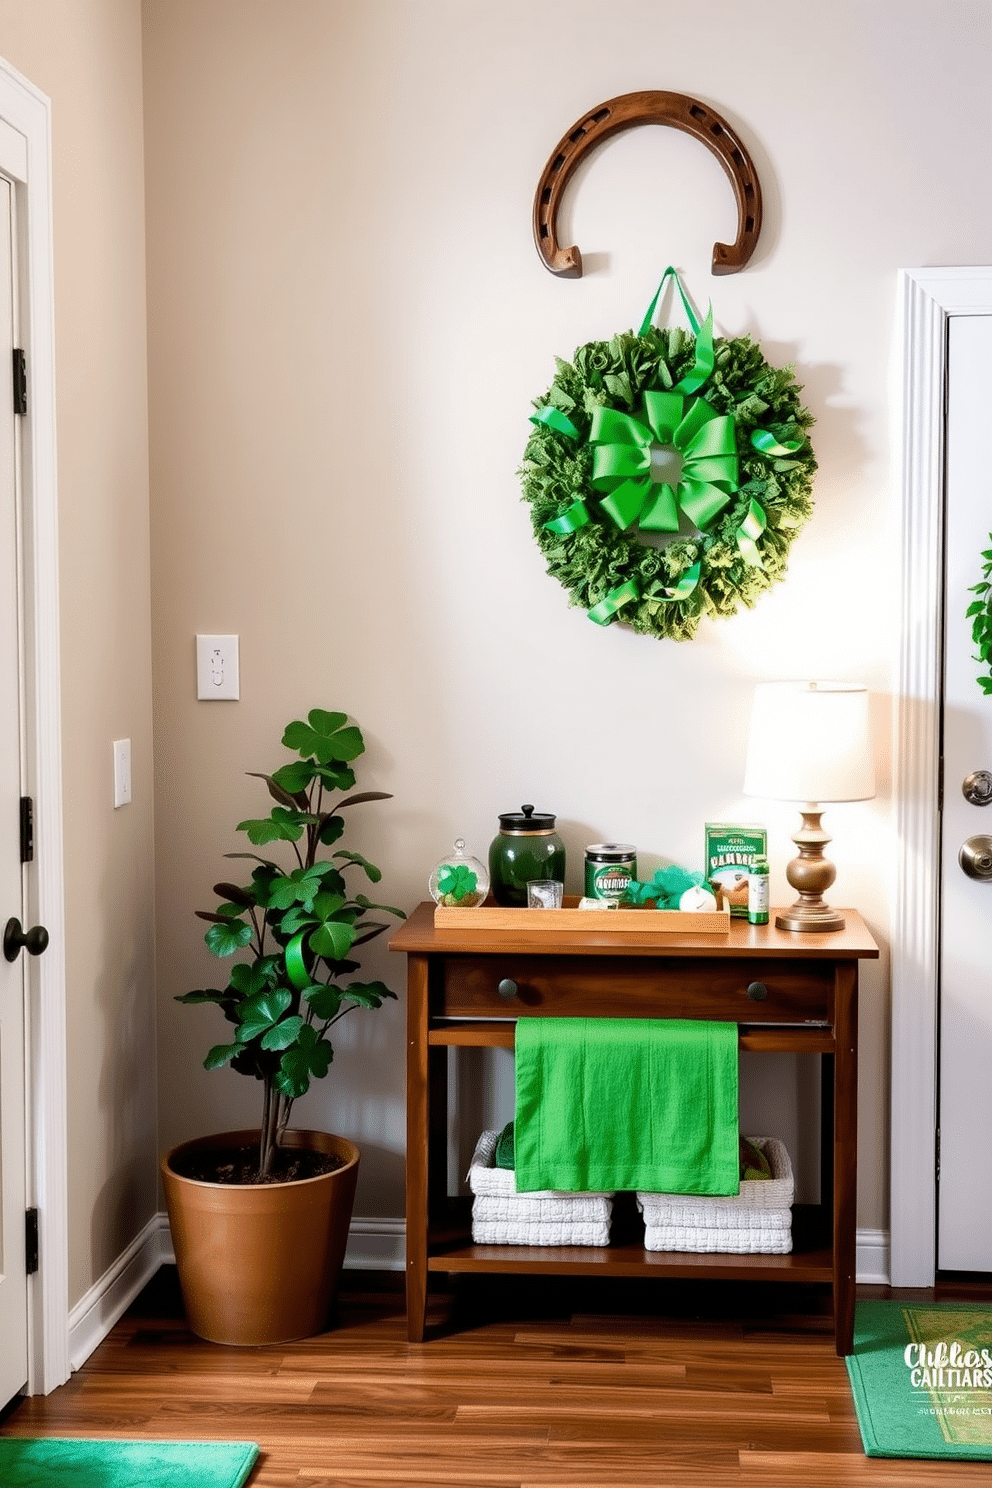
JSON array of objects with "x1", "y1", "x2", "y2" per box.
[
  {"x1": 856, "y1": 1228, "x2": 891, "y2": 1286},
  {"x1": 68, "y1": 1213, "x2": 171, "y2": 1370},
  {"x1": 67, "y1": 1217, "x2": 890, "y2": 1371}
]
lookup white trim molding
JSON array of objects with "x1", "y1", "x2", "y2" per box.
[
  {"x1": 892, "y1": 268, "x2": 992, "y2": 1286},
  {"x1": 68, "y1": 1216, "x2": 168, "y2": 1371},
  {"x1": 856, "y1": 1229, "x2": 891, "y2": 1288},
  {"x1": 0, "y1": 53, "x2": 67, "y2": 1395}
]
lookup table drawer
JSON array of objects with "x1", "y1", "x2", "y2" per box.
[{"x1": 435, "y1": 954, "x2": 833, "y2": 1023}]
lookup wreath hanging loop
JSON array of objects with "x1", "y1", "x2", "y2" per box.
[{"x1": 520, "y1": 267, "x2": 817, "y2": 641}]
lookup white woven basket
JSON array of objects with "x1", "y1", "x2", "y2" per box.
[
  {"x1": 468, "y1": 1129, "x2": 612, "y2": 1246},
  {"x1": 466, "y1": 1128, "x2": 613, "y2": 1201},
  {"x1": 636, "y1": 1136, "x2": 794, "y2": 1220},
  {"x1": 637, "y1": 1136, "x2": 793, "y2": 1254},
  {"x1": 642, "y1": 1220, "x2": 792, "y2": 1254}
]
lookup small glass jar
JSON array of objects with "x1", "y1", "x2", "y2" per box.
[
  {"x1": 429, "y1": 839, "x2": 489, "y2": 908},
  {"x1": 488, "y1": 805, "x2": 566, "y2": 908}
]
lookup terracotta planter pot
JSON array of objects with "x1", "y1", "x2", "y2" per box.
[{"x1": 162, "y1": 1128, "x2": 360, "y2": 1346}]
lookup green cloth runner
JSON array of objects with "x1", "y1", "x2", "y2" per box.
[{"x1": 513, "y1": 1017, "x2": 739, "y2": 1194}]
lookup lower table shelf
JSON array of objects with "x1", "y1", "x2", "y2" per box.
[{"x1": 425, "y1": 1199, "x2": 832, "y2": 1284}]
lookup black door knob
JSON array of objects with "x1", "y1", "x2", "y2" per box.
[
  {"x1": 4, "y1": 917, "x2": 50, "y2": 963},
  {"x1": 746, "y1": 980, "x2": 769, "y2": 1001}
]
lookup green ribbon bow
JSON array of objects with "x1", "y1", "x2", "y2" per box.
[{"x1": 589, "y1": 390, "x2": 738, "y2": 535}]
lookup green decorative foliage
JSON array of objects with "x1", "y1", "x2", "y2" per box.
[
  {"x1": 968, "y1": 540, "x2": 992, "y2": 694},
  {"x1": 627, "y1": 864, "x2": 705, "y2": 907},
  {"x1": 178, "y1": 708, "x2": 405, "y2": 1178},
  {"x1": 520, "y1": 325, "x2": 817, "y2": 640},
  {"x1": 436, "y1": 863, "x2": 478, "y2": 902}
]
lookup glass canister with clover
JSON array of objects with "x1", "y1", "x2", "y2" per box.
[{"x1": 429, "y1": 839, "x2": 489, "y2": 908}]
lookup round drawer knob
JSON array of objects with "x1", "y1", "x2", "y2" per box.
[
  {"x1": 746, "y1": 981, "x2": 768, "y2": 1002},
  {"x1": 497, "y1": 978, "x2": 519, "y2": 1000}
]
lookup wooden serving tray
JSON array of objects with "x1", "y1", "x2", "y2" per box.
[{"x1": 433, "y1": 897, "x2": 731, "y2": 934}]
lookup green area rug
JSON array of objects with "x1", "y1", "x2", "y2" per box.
[
  {"x1": 0, "y1": 1437, "x2": 258, "y2": 1486},
  {"x1": 847, "y1": 1300, "x2": 992, "y2": 1459}
]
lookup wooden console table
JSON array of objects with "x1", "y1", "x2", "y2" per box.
[{"x1": 389, "y1": 902, "x2": 878, "y2": 1354}]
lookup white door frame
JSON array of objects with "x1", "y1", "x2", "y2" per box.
[
  {"x1": 892, "y1": 267, "x2": 992, "y2": 1287},
  {"x1": 0, "y1": 56, "x2": 68, "y2": 1393}
]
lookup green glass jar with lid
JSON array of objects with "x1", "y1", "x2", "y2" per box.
[{"x1": 488, "y1": 804, "x2": 566, "y2": 907}]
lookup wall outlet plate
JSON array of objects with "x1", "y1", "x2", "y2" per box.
[{"x1": 196, "y1": 635, "x2": 239, "y2": 700}]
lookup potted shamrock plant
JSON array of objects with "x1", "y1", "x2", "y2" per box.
[{"x1": 161, "y1": 708, "x2": 404, "y2": 1346}]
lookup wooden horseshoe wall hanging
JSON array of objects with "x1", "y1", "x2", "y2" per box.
[{"x1": 533, "y1": 91, "x2": 763, "y2": 277}]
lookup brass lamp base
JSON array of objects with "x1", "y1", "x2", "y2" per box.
[{"x1": 775, "y1": 805, "x2": 846, "y2": 934}]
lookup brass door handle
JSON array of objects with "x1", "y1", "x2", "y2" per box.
[{"x1": 960, "y1": 836, "x2": 992, "y2": 881}]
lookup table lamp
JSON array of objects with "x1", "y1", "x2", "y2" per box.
[{"x1": 742, "y1": 681, "x2": 875, "y2": 932}]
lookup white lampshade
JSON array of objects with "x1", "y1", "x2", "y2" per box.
[{"x1": 743, "y1": 681, "x2": 876, "y2": 804}]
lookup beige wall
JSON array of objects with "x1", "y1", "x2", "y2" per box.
[
  {"x1": 0, "y1": 0, "x2": 156, "y2": 1306},
  {"x1": 142, "y1": 0, "x2": 992, "y2": 1235}
]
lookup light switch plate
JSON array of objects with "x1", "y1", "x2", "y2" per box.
[
  {"x1": 113, "y1": 739, "x2": 131, "y2": 808},
  {"x1": 196, "y1": 635, "x2": 240, "y2": 700}
]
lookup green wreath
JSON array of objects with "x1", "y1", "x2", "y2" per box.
[{"x1": 520, "y1": 269, "x2": 817, "y2": 641}]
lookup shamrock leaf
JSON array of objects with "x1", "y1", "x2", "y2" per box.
[
  {"x1": 274, "y1": 1024, "x2": 333, "y2": 1098},
  {"x1": 205, "y1": 914, "x2": 254, "y2": 957},
  {"x1": 304, "y1": 983, "x2": 343, "y2": 1020},
  {"x1": 260, "y1": 1014, "x2": 305, "y2": 1051},
  {"x1": 237, "y1": 806, "x2": 310, "y2": 846},
  {"x1": 341, "y1": 980, "x2": 397, "y2": 1009},
  {"x1": 309, "y1": 919, "x2": 357, "y2": 961},
  {"x1": 236, "y1": 989, "x2": 292, "y2": 1043},
  {"x1": 270, "y1": 759, "x2": 317, "y2": 796},
  {"x1": 268, "y1": 864, "x2": 334, "y2": 912},
  {"x1": 229, "y1": 961, "x2": 273, "y2": 997},
  {"x1": 282, "y1": 709, "x2": 365, "y2": 765},
  {"x1": 436, "y1": 863, "x2": 477, "y2": 900}
]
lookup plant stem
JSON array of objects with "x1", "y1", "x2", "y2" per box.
[{"x1": 259, "y1": 1079, "x2": 272, "y2": 1176}]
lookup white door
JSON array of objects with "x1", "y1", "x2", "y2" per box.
[
  {"x1": 938, "y1": 313, "x2": 992, "y2": 1271},
  {"x1": 0, "y1": 172, "x2": 28, "y2": 1404}
]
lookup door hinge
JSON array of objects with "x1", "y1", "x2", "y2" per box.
[
  {"x1": 12, "y1": 348, "x2": 26, "y2": 416},
  {"x1": 24, "y1": 1208, "x2": 38, "y2": 1275},
  {"x1": 19, "y1": 796, "x2": 33, "y2": 864},
  {"x1": 935, "y1": 1127, "x2": 941, "y2": 1183}
]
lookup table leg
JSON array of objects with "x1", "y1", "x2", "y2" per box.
[
  {"x1": 832, "y1": 963, "x2": 859, "y2": 1355},
  {"x1": 405, "y1": 955, "x2": 429, "y2": 1342}
]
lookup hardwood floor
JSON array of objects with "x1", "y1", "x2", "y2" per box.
[{"x1": 3, "y1": 1268, "x2": 992, "y2": 1485}]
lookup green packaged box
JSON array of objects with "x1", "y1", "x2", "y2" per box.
[{"x1": 704, "y1": 823, "x2": 768, "y2": 917}]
